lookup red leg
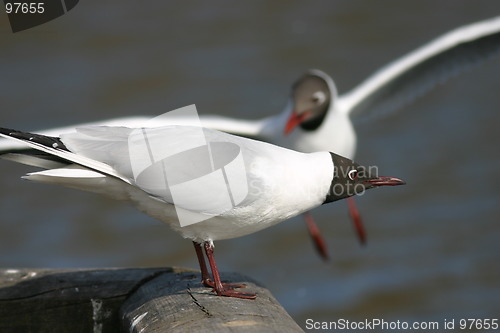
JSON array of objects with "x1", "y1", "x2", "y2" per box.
[
  {"x1": 203, "y1": 242, "x2": 256, "y2": 299},
  {"x1": 303, "y1": 212, "x2": 329, "y2": 260},
  {"x1": 193, "y1": 241, "x2": 245, "y2": 290},
  {"x1": 347, "y1": 197, "x2": 366, "y2": 245},
  {"x1": 193, "y1": 241, "x2": 211, "y2": 286}
]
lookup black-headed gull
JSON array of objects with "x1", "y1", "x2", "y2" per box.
[
  {"x1": 0, "y1": 124, "x2": 404, "y2": 298},
  {"x1": 1, "y1": 15, "x2": 499, "y2": 257}
]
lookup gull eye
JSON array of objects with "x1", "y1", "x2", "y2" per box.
[
  {"x1": 311, "y1": 91, "x2": 326, "y2": 104},
  {"x1": 348, "y1": 169, "x2": 358, "y2": 181}
]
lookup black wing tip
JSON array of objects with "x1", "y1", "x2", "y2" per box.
[
  {"x1": 0, "y1": 127, "x2": 19, "y2": 136},
  {"x1": 0, "y1": 127, "x2": 69, "y2": 151}
]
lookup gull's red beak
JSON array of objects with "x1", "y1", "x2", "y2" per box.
[
  {"x1": 284, "y1": 111, "x2": 310, "y2": 135},
  {"x1": 363, "y1": 176, "x2": 406, "y2": 186}
]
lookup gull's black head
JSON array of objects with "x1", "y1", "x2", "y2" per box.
[
  {"x1": 284, "y1": 72, "x2": 331, "y2": 134},
  {"x1": 324, "y1": 152, "x2": 405, "y2": 204}
]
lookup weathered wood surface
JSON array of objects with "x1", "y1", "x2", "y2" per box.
[
  {"x1": 0, "y1": 268, "x2": 303, "y2": 333},
  {"x1": 121, "y1": 270, "x2": 303, "y2": 333},
  {"x1": 0, "y1": 267, "x2": 171, "y2": 333}
]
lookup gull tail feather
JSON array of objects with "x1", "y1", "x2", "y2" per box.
[{"x1": 0, "y1": 127, "x2": 131, "y2": 184}]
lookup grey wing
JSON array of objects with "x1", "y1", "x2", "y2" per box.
[
  {"x1": 62, "y1": 125, "x2": 254, "y2": 214},
  {"x1": 60, "y1": 125, "x2": 137, "y2": 177},
  {"x1": 340, "y1": 16, "x2": 500, "y2": 120}
]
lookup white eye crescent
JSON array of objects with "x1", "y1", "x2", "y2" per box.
[
  {"x1": 312, "y1": 91, "x2": 326, "y2": 104},
  {"x1": 348, "y1": 169, "x2": 358, "y2": 181}
]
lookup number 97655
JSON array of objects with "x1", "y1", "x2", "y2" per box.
[
  {"x1": 5, "y1": 2, "x2": 45, "y2": 14},
  {"x1": 459, "y1": 319, "x2": 498, "y2": 330}
]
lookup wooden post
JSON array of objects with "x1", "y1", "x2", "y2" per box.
[
  {"x1": 0, "y1": 268, "x2": 304, "y2": 333},
  {"x1": 121, "y1": 270, "x2": 303, "y2": 333}
]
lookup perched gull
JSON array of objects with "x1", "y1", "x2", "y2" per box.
[
  {"x1": 1, "y1": 16, "x2": 498, "y2": 258},
  {"x1": 0, "y1": 123, "x2": 404, "y2": 299}
]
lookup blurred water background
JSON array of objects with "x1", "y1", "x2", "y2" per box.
[{"x1": 0, "y1": 1, "x2": 499, "y2": 330}]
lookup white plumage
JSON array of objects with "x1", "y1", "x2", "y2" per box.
[
  {"x1": 2, "y1": 125, "x2": 334, "y2": 242},
  {"x1": 0, "y1": 123, "x2": 404, "y2": 298}
]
